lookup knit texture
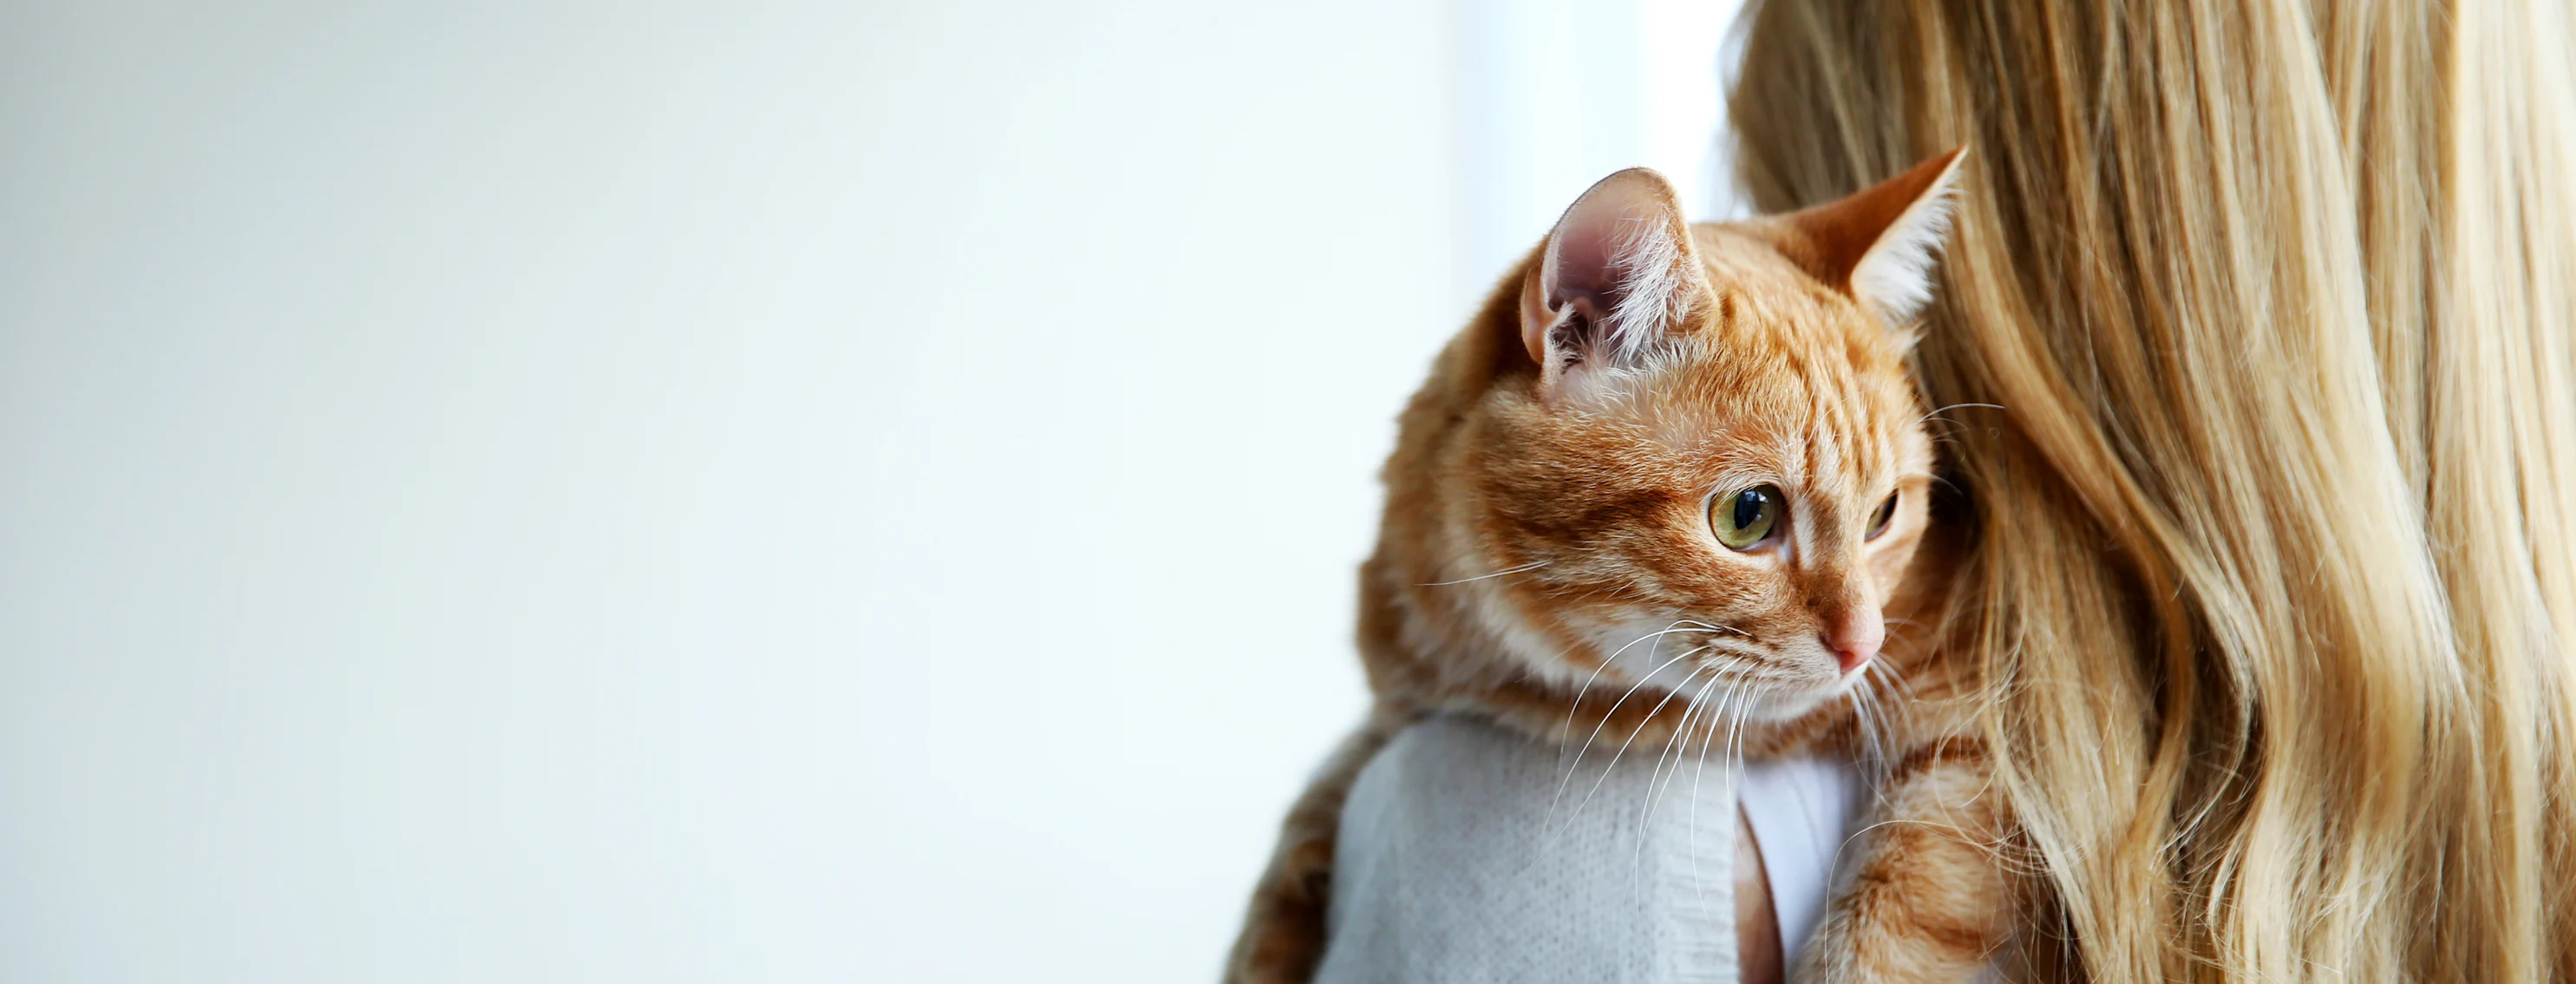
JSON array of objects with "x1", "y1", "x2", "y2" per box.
[{"x1": 1316, "y1": 714, "x2": 1738, "y2": 984}]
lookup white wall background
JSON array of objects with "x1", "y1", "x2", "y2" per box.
[{"x1": 0, "y1": 3, "x2": 1733, "y2": 981}]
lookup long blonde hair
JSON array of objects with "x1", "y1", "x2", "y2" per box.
[{"x1": 1729, "y1": 2, "x2": 2576, "y2": 980}]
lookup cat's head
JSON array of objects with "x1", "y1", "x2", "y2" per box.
[{"x1": 1373, "y1": 149, "x2": 1965, "y2": 725}]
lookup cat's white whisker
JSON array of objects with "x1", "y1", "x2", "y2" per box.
[
  {"x1": 1846, "y1": 665, "x2": 1906, "y2": 784},
  {"x1": 1845, "y1": 679, "x2": 1880, "y2": 777},
  {"x1": 1635, "y1": 672, "x2": 1704, "y2": 843},
  {"x1": 1693, "y1": 640, "x2": 1773, "y2": 666},
  {"x1": 1638, "y1": 669, "x2": 1729, "y2": 879},
  {"x1": 1915, "y1": 401, "x2": 2005, "y2": 427},
  {"x1": 1680, "y1": 674, "x2": 1733, "y2": 912},
  {"x1": 1723, "y1": 673, "x2": 1755, "y2": 779},
  {"x1": 1671, "y1": 618, "x2": 1755, "y2": 640},
  {"x1": 1414, "y1": 559, "x2": 1552, "y2": 587},
  {"x1": 1866, "y1": 653, "x2": 1918, "y2": 703},
  {"x1": 1646, "y1": 665, "x2": 1728, "y2": 812}
]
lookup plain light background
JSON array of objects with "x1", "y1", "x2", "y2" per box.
[{"x1": 0, "y1": 3, "x2": 1738, "y2": 981}]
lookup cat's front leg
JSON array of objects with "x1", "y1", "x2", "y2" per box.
[
  {"x1": 1796, "y1": 736, "x2": 2017, "y2": 983},
  {"x1": 1220, "y1": 704, "x2": 1412, "y2": 984}
]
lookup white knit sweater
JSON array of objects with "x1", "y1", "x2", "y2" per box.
[{"x1": 1314, "y1": 715, "x2": 1863, "y2": 984}]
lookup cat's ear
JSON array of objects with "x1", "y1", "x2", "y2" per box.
[
  {"x1": 1779, "y1": 147, "x2": 1968, "y2": 326},
  {"x1": 1520, "y1": 167, "x2": 1708, "y2": 398}
]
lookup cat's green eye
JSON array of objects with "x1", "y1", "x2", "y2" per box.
[
  {"x1": 1710, "y1": 485, "x2": 1783, "y2": 550},
  {"x1": 1867, "y1": 492, "x2": 1899, "y2": 541}
]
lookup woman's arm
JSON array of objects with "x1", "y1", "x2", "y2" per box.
[
  {"x1": 1222, "y1": 705, "x2": 1411, "y2": 984},
  {"x1": 1737, "y1": 804, "x2": 1784, "y2": 984}
]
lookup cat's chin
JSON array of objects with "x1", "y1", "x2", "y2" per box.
[{"x1": 1731, "y1": 673, "x2": 1861, "y2": 723}]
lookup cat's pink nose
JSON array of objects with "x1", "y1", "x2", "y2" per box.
[{"x1": 1826, "y1": 620, "x2": 1883, "y2": 673}]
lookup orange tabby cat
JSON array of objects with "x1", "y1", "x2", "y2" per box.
[{"x1": 1223, "y1": 148, "x2": 2014, "y2": 983}]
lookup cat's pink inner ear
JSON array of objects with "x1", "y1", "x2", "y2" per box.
[
  {"x1": 1779, "y1": 147, "x2": 1969, "y2": 325},
  {"x1": 1520, "y1": 167, "x2": 1701, "y2": 374}
]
